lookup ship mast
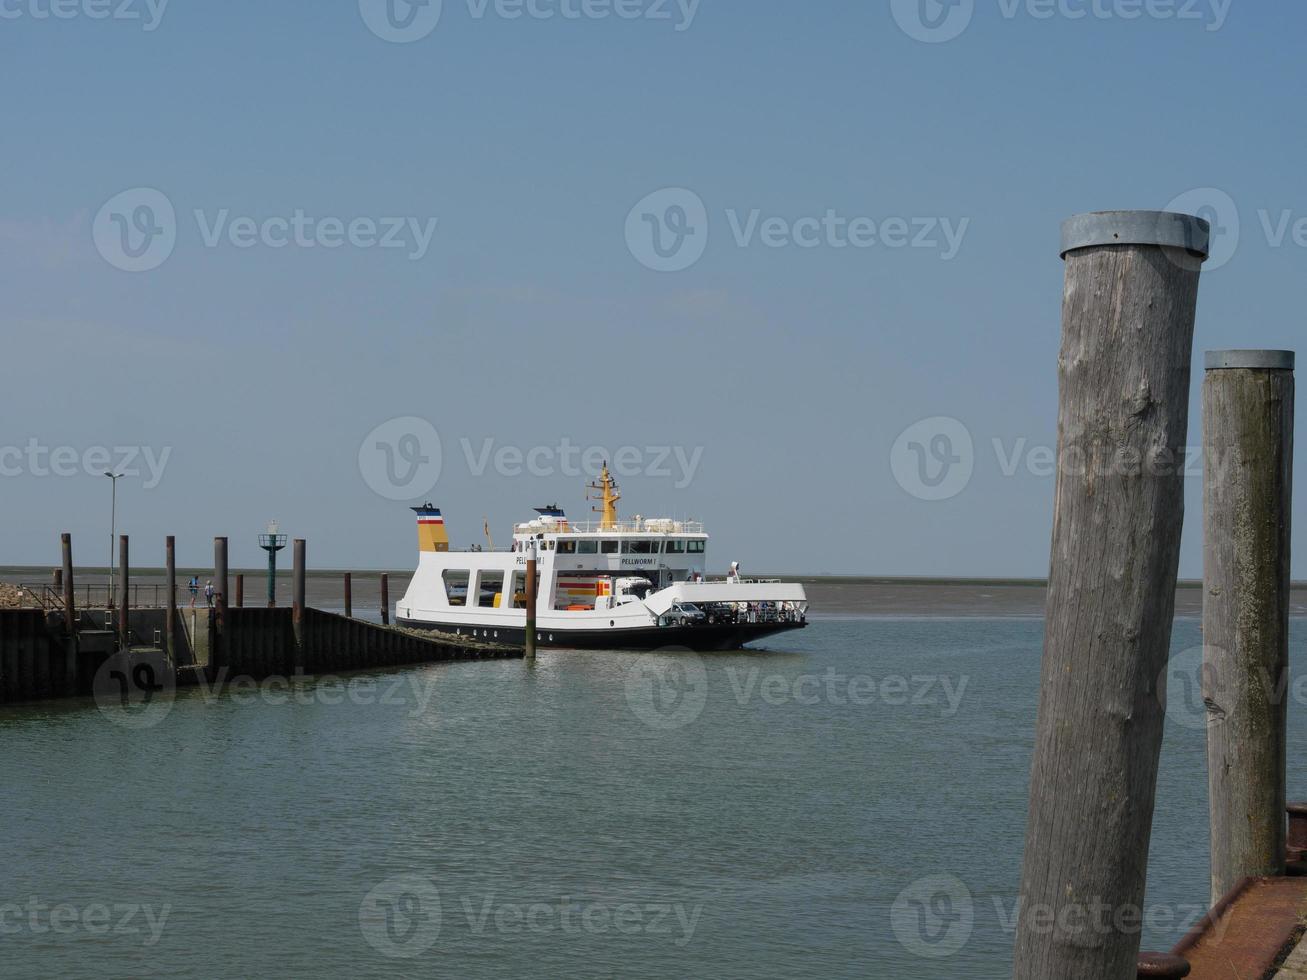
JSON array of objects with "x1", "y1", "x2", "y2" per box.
[{"x1": 587, "y1": 463, "x2": 621, "y2": 530}]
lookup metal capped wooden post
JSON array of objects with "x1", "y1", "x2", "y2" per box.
[
  {"x1": 1203, "y1": 349, "x2": 1295, "y2": 903},
  {"x1": 1014, "y1": 211, "x2": 1209, "y2": 979},
  {"x1": 525, "y1": 540, "x2": 537, "y2": 660}
]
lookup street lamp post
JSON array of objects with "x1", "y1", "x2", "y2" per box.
[
  {"x1": 104, "y1": 472, "x2": 122, "y2": 608},
  {"x1": 258, "y1": 520, "x2": 288, "y2": 608}
]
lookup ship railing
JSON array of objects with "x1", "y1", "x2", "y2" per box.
[{"x1": 512, "y1": 520, "x2": 707, "y2": 535}]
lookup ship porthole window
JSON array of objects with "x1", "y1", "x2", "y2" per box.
[
  {"x1": 610, "y1": 621, "x2": 615, "y2": 627},
  {"x1": 494, "y1": 631, "x2": 499, "y2": 638}
]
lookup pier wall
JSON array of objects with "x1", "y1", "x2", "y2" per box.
[{"x1": 0, "y1": 605, "x2": 519, "y2": 705}]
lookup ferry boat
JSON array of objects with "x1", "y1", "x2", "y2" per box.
[{"x1": 396, "y1": 466, "x2": 808, "y2": 650}]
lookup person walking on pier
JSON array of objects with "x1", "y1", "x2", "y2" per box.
[
  {"x1": 188, "y1": 575, "x2": 199, "y2": 608},
  {"x1": 204, "y1": 580, "x2": 215, "y2": 609}
]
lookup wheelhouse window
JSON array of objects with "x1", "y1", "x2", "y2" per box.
[
  {"x1": 577, "y1": 540, "x2": 599, "y2": 555},
  {"x1": 557, "y1": 540, "x2": 576, "y2": 554},
  {"x1": 622, "y1": 540, "x2": 658, "y2": 554},
  {"x1": 687, "y1": 540, "x2": 706, "y2": 554},
  {"x1": 442, "y1": 569, "x2": 470, "y2": 606},
  {"x1": 664, "y1": 540, "x2": 686, "y2": 554},
  {"x1": 600, "y1": 540, "x2": 619, "y2": 554}
]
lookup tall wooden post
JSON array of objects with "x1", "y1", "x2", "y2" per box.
[
  {"x1": 292, "y1": 539, "x2": 306, "y2": 650},
  {"x1": 344, "y1": 573, "x2": 353, "y2": 619},
  {"x1": 118, "y1": 535, "x2": 130, "y2": 650},
  {"x1": 214, "y1": 537, "x2": 228, "y2": 612},
  {"x1": 380, "y1": 573, "x2": 390, "y2": 626},
  {"x1": 235, "y1": 573, "x2": 244, "y2": 608},
  {"x1": 1014, "y1": 212, "x2": 1208, "y2": 979},
  {"x1": 1203, "y1": 349, "x2": 1295, "y2": 903},
  {"x1": 525, "y1": 540, "x2": 538, "y2": 660},
  {"x1": 61, "y1": 533, "x2": 76, "y2": 635},
  {"x1": 165, "y1": 535, "x2": 177, "y2": 662}
]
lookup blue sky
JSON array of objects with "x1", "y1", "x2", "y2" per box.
[{"x1": 2, "y1": 0, "x2": 1303, "y2": 576}]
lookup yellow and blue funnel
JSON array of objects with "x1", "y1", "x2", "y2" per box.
[{"x1": 412, "y1": 503, "x2": 450, "y2": 553}]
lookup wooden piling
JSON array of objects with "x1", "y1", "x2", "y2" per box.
[
  {"x1": 344, "y1": 572, "x2": 352, "y2": 619},
  {"x1": 118, "y1": 535, "x2": 130, "y2": 650},
  {"x1": 1014, "y1": 211, "x2": 1209, "y2": 980},
  {"x1": 61, "y1": 533, "x2": 76, "y2": 635},
  {"x1": 525, "y1": 541, "x2": 537, "y2": 660},
  {"x1": 165, "y1": 535, "x2": 177, "y2": 663},
  {"x1": 1202, "y1": 349, "x2": 1295, "y2": 903},
  {"x1": 380, "y1": 573, "x2": 390, "y2": 626},
  {"x1": 235, "y1": 574, "x2": 244, "y2": 608},
  {"x1": 292, "y1": 539, "x2": 306, "y2": 651},
  {"x1": 214, "y1": 536, "x2": 228, "y2": 611}
]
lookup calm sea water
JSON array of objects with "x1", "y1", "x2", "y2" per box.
[{"x1": 2, "y1": 616, "x2": 1305, "y2": 979}]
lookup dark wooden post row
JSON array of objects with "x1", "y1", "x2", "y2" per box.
[
  {"x1": 1015, "y1": 211, "x2": 1209, "y2": 980},
  {"x1": 1203, "y1": 349, "x2": 1295, "y2": 902}
]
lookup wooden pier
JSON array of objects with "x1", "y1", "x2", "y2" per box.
[{"x1": 0, "y1": 534, "x2": 520, "y2": 706}]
